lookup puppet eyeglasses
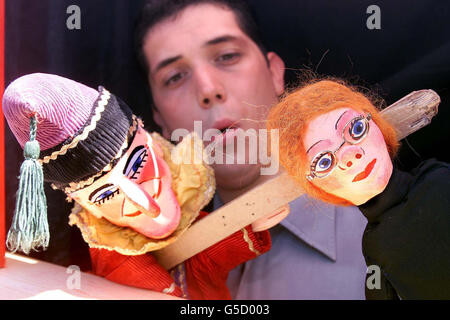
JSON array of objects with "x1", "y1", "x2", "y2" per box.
[{"x1": 306, "y1": 113, "x2": 372, "y2": 181}]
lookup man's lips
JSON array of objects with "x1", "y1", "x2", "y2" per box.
[
  {"x1": 352, "y1": 159, "x2": 377, "y2": 182},
  {"x1": 211, "y1": 127, "x2": 239, "y2": 144},
  {"x1": 212, "y1": 119, "x2": 237, "y2": 131},
  {"x1": 209, "y1": 119, "x2": 240, "y2": 144}
]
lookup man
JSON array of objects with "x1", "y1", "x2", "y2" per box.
[{"x1": 135, "y1": 0, "x2": 367, "y2": 299}]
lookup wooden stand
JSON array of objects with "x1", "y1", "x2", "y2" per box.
[{"x1": 0, "y1": 253, "x2": 181, "y2": 300}]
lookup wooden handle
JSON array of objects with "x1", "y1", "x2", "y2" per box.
[
  {"x1": 153, "y1": 170, "x2": 303, "y2": 269},
  {"x1": 379, "y1": 89, "x2": 440, "y2": 140},
  {"x1": 154, "y1": 89, "x2": 440, "y2": 270}
]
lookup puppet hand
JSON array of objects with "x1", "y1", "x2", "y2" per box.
[{"x1": 251, "y1": 204, "x2": 290, "y2": 232}]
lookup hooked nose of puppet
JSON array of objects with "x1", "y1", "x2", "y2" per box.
[{"x1": 118, "y1": 176, "x2": 160, "y2": 218}]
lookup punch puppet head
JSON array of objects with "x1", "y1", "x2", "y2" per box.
[
  {"x1": 267, "y1": 80, "x2": 399, "y2": 206},
  {"x1": 3, "y1": 73, "x2": 215, "y2": 255}
]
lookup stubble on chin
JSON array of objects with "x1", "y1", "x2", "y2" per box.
[{"x1": 213, "y1": 162, "x2": 262, "y2": 190}]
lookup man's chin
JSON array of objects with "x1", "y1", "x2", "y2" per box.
[{"x1": 212, "y1": 162, "x2": 262, "y2": 190}]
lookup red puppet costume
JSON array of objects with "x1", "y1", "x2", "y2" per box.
[
  {"x1": 88, "y1": 213, "x2": 270, "y2": 299},
  {"x1": 2, "y1": 73, "x2": 271, "y2": 300}
]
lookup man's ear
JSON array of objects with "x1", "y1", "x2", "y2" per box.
[
  {"x1": 267, "y1": 52, "x2": 285, "y2": 96},
  {"x1": 153, "y1": 109, "x2": 170, "y2": 139}
]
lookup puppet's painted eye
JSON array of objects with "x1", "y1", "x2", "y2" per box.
[
  {"x1": 90, "y1": 184, "x2": 120, "y2": 205},
  {"x1": 317, "y1": 154, "x2": 333, "y2": 171},
  {"x1": 312, "y1": 152, "x2": 336, "y2": 177},
  {"x1": 123, "y1": 146, "x2": 148, "y2": 179},
  {"x1": 349, "y1": 119, "x2": 367, "y2": 140}
]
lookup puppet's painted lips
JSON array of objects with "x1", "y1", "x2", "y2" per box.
[
  {"x1": 353, "y1": 158, "x2": 377, "y2": 182},
  {"x1": 124, "y1": 211, "x2": 142, "y2": 217}
]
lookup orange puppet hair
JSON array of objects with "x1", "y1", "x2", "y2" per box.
[{"x1": 267, "y1": 78, "x2": 399, "y2": 206}]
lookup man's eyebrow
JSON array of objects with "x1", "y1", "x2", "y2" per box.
[
  {"x1": 153, "y1": 55, "x2": 182, "y2": 74},
  {"x1": 152, "y1": 35, "x2": 239, "y2": 74},
  {"x1": 335, "y1": 111, "x2": 349, "y2": 130},
  {"x1": 204, "y1": 35, "x2": 238, "y2": 47},
  {"x1": 306, "y1": 140, "x2": 324, "y2": 154}
]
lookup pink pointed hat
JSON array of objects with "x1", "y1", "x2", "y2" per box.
[
  {"x1": 3, "y1": 72, "x2": 136, "y2": 190},
  {"x1": 3, "y1": 73, "x2": 98, "y2": 150}
]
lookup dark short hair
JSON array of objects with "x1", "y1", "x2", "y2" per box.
[{"x1": 134, "y1": 0, "x2": 267, "y2": 77}]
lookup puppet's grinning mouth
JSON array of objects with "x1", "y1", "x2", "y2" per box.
[
  {"x1": 352, "y1": 159, "x2": 377, "y2": 182},
  {"x1": 123, "y1": 211, "x2": 142, "y2": 217}
]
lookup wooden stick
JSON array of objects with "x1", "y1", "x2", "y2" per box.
[
  {"x1": 380, "y1": 89, "x2": 440, "y2": 140},
  {"x1": 154, "y1": 170, "x2": 302, "y2": 269},
  {"x1": 154, "y1": 89, "x2": 440, "y2": 270}
]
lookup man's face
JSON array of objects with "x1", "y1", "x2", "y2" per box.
[{"x1": 142, "y1": 3, "x2": 284, "y2": 190}]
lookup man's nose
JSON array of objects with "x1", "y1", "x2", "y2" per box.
[
  {"x1": 195, "y1": 68, "x2": 226, "y2": 108},
  {"x1": 339, "y1": 146, "x2": 364, "y2": 168}
]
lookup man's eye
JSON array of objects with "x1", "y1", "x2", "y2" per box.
[
  {"x1": 164, "y1": 72, "x2": 186, "y2": 87},
  {"x1": 124, "y1": 146, "x2": 148, "y2": 179},
  {"x1": 216, "y1": 52, "x2": 241, "y2": 64}
]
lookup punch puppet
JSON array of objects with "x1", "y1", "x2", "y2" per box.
[
  {"x1": 2, "y1": 73, "x2": 271, "y2": 299},
  {"x1": 267, "y1": 79, "x2": 450, "y2": 299}
]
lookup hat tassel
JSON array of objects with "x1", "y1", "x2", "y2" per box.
[{"x1": 7, "y1": 116, "x2": 49, "y2": 254}]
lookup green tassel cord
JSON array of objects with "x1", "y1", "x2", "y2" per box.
[{"x1": 6, "y1": 116, "x2": 49, "y2": 254}]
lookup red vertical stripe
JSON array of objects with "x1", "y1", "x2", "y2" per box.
[{"x1": 0, "y1": 0, "x2": 5, "y2": 267}]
